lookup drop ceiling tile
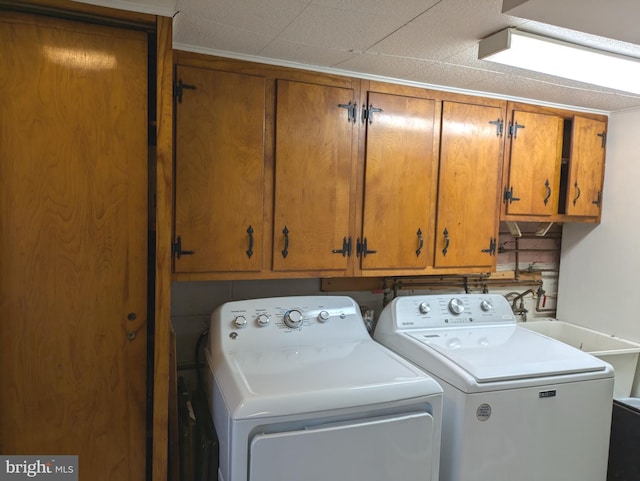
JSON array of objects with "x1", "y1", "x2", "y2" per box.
[
  {"x1": 277, "y1": 4, "x2": 404, "y2": 52},
  {"x1": 258, "y1": 39, "x2": 358, "y2": 68},
  {"x1": 334, "y1": 53, "x2": 432, "y2": 79},
  {"x1": 309, "y1": 0, "x2": 440, "y2": 21},
  {"x1": 173, "y1": 13, "x2": 274, "y2": 55},
  {"x1": 175, "y1": 0, "x2": 309, "y2": 37},
  {"x1": 369, "y1": 0, "x2": 526, "y2": 60},
  {"x1": 469, "y1": 74, "x2": 640, "y2": 112},
  {"x1": 408, "y1": 61, "x2": 502, "y2": 91}
]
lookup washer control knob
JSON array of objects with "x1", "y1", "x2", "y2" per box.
[
  {"x1": 283, "y1": 309, "x2": 303, "y2": 329},
  {"x1": 233, "y1": 315, "x2": 248, "y2": 329},
  {"x1": 317, "y1": 310, "x2": 330, "y2": 323},
  {"x1": 480, "y1": 299, "x2": 493, "y2": 312},
  {"x1": 419, "y1": 302, "x2": 431, "y2": 314},
  {"x1": 256, "y1": 314, "x2": 270, "y2": 327},
  {"x1": 448, "y1": 298, "x2": 464, "y2": 315}
]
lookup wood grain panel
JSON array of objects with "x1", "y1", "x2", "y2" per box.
[
  {"x1": 505, "y1": 110, "x2": 563, "y2": 216},
  {"x1": 566, "y1": 116, "x2": 606, "y2": 217},
  {"x1": 272, "y1": 80, "x2": 355, "y2": 271},
  {"x1": 435, "y1": 101, "x2": 503, "y2": 268},
  {"x1": 174, "y1": 66, "x2": 266, "y2": 273},
  {"x1": 361, "y1": 92, "x2": 436, "y2": 270},
  {"x1": 152, "y1": 14, "x2": 173, "y2": 481},
  {"x1": 0, "y1": 11, "x2": 147, "y2": 480}
]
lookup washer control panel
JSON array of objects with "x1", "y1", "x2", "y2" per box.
[{"x1": 380, "y1": 294, "x2": 516, "y2": 331}]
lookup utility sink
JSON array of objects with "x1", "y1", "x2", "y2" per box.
[{"x1": 521, "y1": 319, "x2": 640, "y2": 399}]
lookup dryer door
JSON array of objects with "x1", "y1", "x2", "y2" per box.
[{"x1": 249, "y1": 411, "x2": 435, "y2": 481}]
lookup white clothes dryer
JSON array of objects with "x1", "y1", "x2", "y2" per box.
[
  {"x1": 374, "y1": 293, "x2": 614, "y2": 481},
  {"x1": 205, "y1": 295, "x2": 443, "y2": 481}
]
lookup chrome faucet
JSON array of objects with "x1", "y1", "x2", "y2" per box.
[{"x1": 510, "y1": 289, "x2": 537, "y2": 322}]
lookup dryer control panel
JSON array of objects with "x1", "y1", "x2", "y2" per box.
[
  {"x1": 210, "y1": 295, "x2": 369, "y2": 351},
  {"x1": 376, "y1": 294, "x2": 516, "y2": 333}
]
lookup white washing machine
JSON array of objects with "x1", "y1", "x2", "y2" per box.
[
  {"x1": 205, "y1": 295, "x2": 443, "y2": 481},
  {"x1": 374, "y1": 293, "x2": 614, "y2": 481}
]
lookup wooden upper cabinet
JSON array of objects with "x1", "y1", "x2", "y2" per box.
[
  {"x1": 501, "y1": 103, "x2": 607, "y2": 222},
  {"x1": 360, "y1": 91, "x2": 437, "y2": 271},
  {"x1": 434, "y1": 101, "x2": 504, "y2": 269},
  {"x1": 174, "y1": 66, "x2": 266, "y2": 273},
  {"x1": 272, "y1": 79, "x2": 356, "y2": 272},
  {"x1": 565, "y1": 116, "x2": 606, "y2": 217},
  {"x1": 503, "y1": 110, "x2": 564, "y2": 217}
]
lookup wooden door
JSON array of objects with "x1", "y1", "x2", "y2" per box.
[
  {"x1": 435, "y1": 102, "x2": 503, "y2": 268},
  {"x1": 504, "y1": 110, "x2": 563, "y2": 216},
  {"x1": 272, "y1": 80, "x2": 355, "y2": 272},
  {"x1": 174, "y1": 66, "x2": 266, "y2": 273},
  {"x1": 565, "y1": 116, "x2": 606, "y2": 217},
  {"x1": 0, "y1": 12, "x2": 148, "y2": 481},
  {"x1": 360, "y1": 92, "x2": 436, "y2": 270}
]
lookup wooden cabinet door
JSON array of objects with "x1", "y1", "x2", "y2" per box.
[
  {"x1": 360, "y1": 92, "x2": 436, "y2": 270},
  {"x1": 273, "y1": 80, "x2": 355, "y2": 272},
  {"x1": 174, "y1": 66, "x2": 265, "y2": 273},
  {"x1": 565, "y1": 116, "x2": 606, "y2": 217},
  {"x1": 435, "y1": 102, "x2": 503, "y2": 268},
  {"x1": 0, "y1": 12, "x2": 147, "y2": 481},
  {"x1": 504, "y1": 110, "x2": 563, "y2": 216}
]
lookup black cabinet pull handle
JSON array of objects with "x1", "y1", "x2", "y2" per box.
[
  {"x1": 543, "y1": 179, "x2": 552, "y2": 205},
  {"x1": 572, "y1": 181, "x2": 581, "y2": 206},
  {"x1": 416, "y1": 228, "x2": 423, "y2": 257},
  {"x1": 246, "y1": 225, "x2": 254, "y2": 259},
  {"x1": 442, "y1": 228, "x2": 450, "y2": 257},
  {"x1": 281, "y1": 226, "x2": 289, "y2": 258}
]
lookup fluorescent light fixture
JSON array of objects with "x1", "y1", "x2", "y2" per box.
[{"x1": 479, "y1": 28, "x2": 640, "y2": 95}]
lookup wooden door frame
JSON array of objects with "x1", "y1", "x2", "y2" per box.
[{"x1": 153, "y1": 13, "x2": 173, "y2": 481}]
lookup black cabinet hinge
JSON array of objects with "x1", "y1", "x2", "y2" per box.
[
  {"x1": 508, "y1": 122, "x2": 525, "y2": 139},
  {"x1": 489, "y1": 119, "x2": 504, "y2": 137},
  {"x1": 481, "y1": 237, "x2": 497, "y2": 256},
  {"x1": 172, "y1": 236, "x2": 195, "y2": 259},
  {"x1": 338, "y1": 102, "x2": 357, "y2": 123},
  {"x1": 356, "y1": 237, "x2": 377, "y2": 257},
  {"x1": 332, "y1": 236, "x2": 353, "y2": 257},
  {"x1": 592, "y1": 191, "x2": 603, "y2": 208},
  {"x1": 597, "y1": 131, "x2": 607, "y2": 148},
  {"x1": 174, "y1": 79, "x2": 196, "y2": 103},
  {"x1": 503, "y1": 186, "x2": 521, "y2": 204},
  {"x1": 361, "y1": 104, "x2": 383, "y2": 125}
]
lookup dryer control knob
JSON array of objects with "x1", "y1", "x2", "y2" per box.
[
  {"x1": 233, "y1": 315, "x2": 248, "y2": 329},
  {"x1": 317, "y1": 310, "x2": 330, "y2": 323},
  {"x1": 283, "y1": 309, "x2": 303, "y2": 329},
  {"x1": 419, "y1": 302, "x2": 431, "y2": 314},
  {"x1": 448, "y1": 298, "x2": 464, "y2": 315},
  {"x1": 256, "y1": 314, "x2": 270, "y2": 327},
  {"x1": 480, "y1": 299, "x2": 493, "y2": 312}
]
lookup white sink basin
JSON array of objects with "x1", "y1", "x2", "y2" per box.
[{"x1": 521, "y1": 319, "x2": 640, "y2": 399}]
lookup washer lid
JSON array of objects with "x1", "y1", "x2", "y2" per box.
[
  {"x1": 214, "y1": 339, "x2": 442, "y2": 419},
  {"x1": 408, "y1": 325, "x2": 607, "y2": 383}
]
